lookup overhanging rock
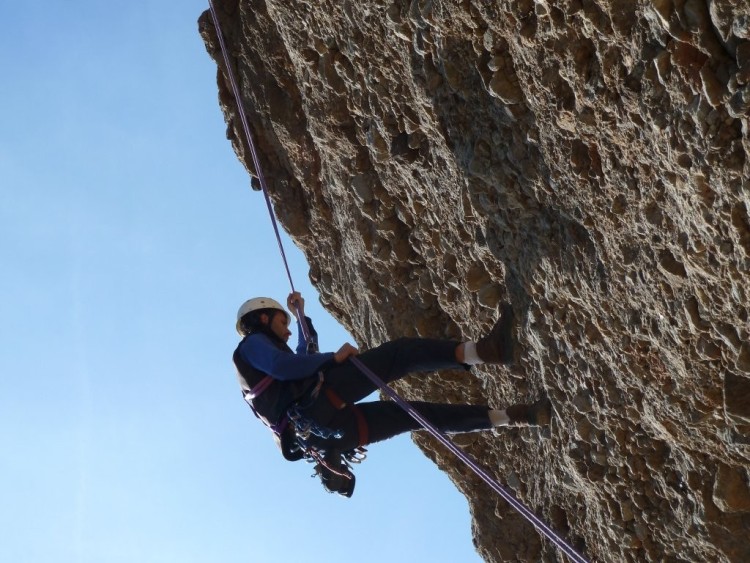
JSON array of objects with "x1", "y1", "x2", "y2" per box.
[{"x1": 200, "y1": 1, "x2": 750, "y2": 561}]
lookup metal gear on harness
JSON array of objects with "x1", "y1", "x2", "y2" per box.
[
  {"x1": 284, "y1": 384, "x2": 370, "y2": 496},
  {"x1": 287, "y1": 403, "x2": 344, "y2": 441}
]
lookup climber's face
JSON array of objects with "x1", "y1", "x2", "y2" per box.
[{"x1": 266, "y1": 310, "x2": 292, "y2": 342}]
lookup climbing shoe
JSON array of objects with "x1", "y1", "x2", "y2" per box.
[
  {"x1": 506, "y1": 397, "x2": 552, "y2": 426},
  {"x1": 475, "y1": 302, "x2": 516, "y2": 365}
]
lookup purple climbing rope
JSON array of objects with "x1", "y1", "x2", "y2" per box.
[
  {"x1": 350, "y1": 357, "x2": 588, "y2": 563},
  {"x1": 206, "y1": 2, "x2": 588, "y2": 562},
  {"x1": 206, "y1": 0, "x2": 310, "y2": 341}
]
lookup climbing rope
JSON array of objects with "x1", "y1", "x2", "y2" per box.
[
  {"x1": 350, "y1": 356, "x2": 588, "y2": 563},
  {"x1": 206, "y1": 0, "x2": 311, "y2": 344},
  {"x1": 206, "y1": 3, "x2": 589, "y2": 562}
]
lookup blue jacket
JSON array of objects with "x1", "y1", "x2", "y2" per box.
[
  {"x1": 237, "y1": 318, "x2": 335, "y2": 380},
  {"x1": 233, "y1": 317, "x2": 334, "y2": 425}
]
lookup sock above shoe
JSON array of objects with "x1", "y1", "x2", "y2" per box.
[
  {"x1": 489, "y1": 408, "x2": 510, "y2": 426},
  {"x1": 462, "y1": 341, "x2": 483, "y2": 365}
]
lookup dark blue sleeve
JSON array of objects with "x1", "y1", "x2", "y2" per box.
[
  {"x1": 240, "y1": 333, "x2": 334, "y2": 381},
  {"x1": 296, "y1": 316, "x2": 319, "y2": 354}
]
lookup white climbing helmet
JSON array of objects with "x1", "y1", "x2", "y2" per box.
[{"x1": 236, "y1": 297, "x2": 289, "y2": 336}]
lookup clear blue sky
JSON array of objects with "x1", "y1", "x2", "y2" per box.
[{"x1": 1, "y1": 2, "x2": 484, "y2": 562}]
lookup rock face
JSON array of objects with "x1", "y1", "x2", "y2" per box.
[{"x1": 200, "y1": 1, "x2": 750, "y2": 561}]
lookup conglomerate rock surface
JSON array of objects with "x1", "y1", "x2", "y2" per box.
[{"x1": 199, "y1": 1, "x2": 750, "y2": 561}]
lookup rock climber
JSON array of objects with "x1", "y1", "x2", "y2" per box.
[{"x1": 233, "y1": 291, "x2": 551, "y2": 497}]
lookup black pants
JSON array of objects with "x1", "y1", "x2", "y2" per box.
[{"x1": 302, "y1": 337, "x2": 492, "y2": 452}]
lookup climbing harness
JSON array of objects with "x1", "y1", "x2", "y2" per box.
[
  {"x1": 324, "y1": 388, "x2": 370, "y2": 447},
  {"x1": 287, "y1": 405, "x2": 343, "y2": 441},
  {"x1": 207, "y1": 3, "x2": 588, "y2": 562},
  {"x1": 282, "y1": 382, "x2": 368, "y2": 497}
]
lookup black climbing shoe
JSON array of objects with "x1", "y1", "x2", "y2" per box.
[
  {"x1": 475, "y1": 302, "x2": 516, "y2": 365},
  {"x1": 506, "y1": 397, "x2": 552, "y2": 426}
]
